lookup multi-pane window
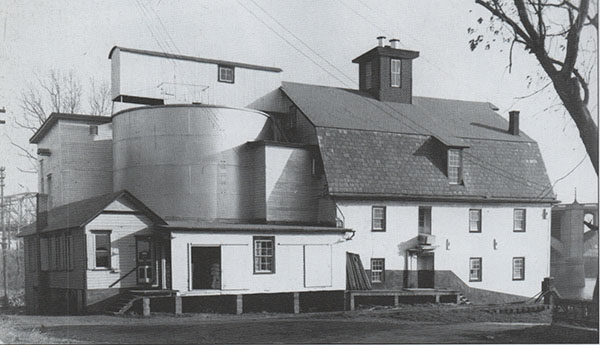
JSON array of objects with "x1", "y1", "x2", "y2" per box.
[
  {"x1": 371, "y1": 258, "x2": 385, "y2": 283},
  {"x1": 372, "y1": 206, "x2": 386, "y2": 231},
  {"x1": 66, "y1": 234, "x2": 73, "y2": 270},
  {"x1": 218, "y1": 65, "x2": 235, "y2": 83},
  {"x1": 418, "y1": 207, "x2": 431, "y2": 234},
  {"x1": 448, "y1": 149, "x2": 463, "y2": 184},
  {"x1": 254, "y1": 236, "x2": 275, "y2": 274},
  {"x1": 514, "y1": 209, "x2": 526, "y2": 232},
  {"x1": 390, "y1": 59, "x2": 402, "y2": 87},
  {"x1": 469, "y1": 257, "x2": 482, "y2": 282},
  {"x1": 287, "y1": 106, "x2": 298, "y2": 130},
  {"x1": 46, "y1": 174, "x2": 53, "y2": 208},
  {"x1": 94, "y1": 232, "x2": 111, "y2": 269},
  {"x1": 364, "y1": 61, "x2": 372, "y2": 89},
  {"x1": 513, "y1": 257, "x2": 525, "y2": 280},
  {"x1": 469, "y1": 209, "x2": 482, "y2": 233}
]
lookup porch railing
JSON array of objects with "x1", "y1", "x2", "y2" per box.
[{"x1": 109, "y1": 265, "x2": 139, "y2": 288}]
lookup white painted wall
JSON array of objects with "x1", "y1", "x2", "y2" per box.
[
  {"x1": 111, "y1": 48, "x2": 286, "y2": 112},
  {"x1": 170, "y1": 231, "x2": 347, "y2": 295},
  {"x1": 338, "y1": 200, "x2": 551, "y2": 297},
  {"x1": 85, "y1": 199, "x2": 155, "y2": 290}
]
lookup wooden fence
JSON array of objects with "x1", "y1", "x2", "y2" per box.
[{"x1": 552, "y1": 298, "x2": 599, "y2": 329}]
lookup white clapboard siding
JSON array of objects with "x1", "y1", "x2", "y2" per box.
[
  {"x1": 86, "y1": 210, "x2": 154, "y2": 290},
  {"x1": 304, "y1": 245, "x2": 332, "y2": 288}
]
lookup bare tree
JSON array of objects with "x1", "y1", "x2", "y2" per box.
[
  {"x1": 470, "y1": 0, "x2": 598, "y2": 175},
  {"x1": 88, "y1": 78, "x2": 112, "y2": 116},
  {"x1": 12, "y1": 69, "x2": 110, "y2": 173}
]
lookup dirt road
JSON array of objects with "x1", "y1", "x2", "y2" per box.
[{"x1": 3, "y1": 306, "x2": 597, "y2": 343}]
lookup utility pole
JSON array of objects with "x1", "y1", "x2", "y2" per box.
[{"x1": 0, "y1": 167, "x2": 7, "y2": 306}]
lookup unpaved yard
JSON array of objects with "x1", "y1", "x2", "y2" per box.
[{"x1": 1, "y1": 305, "x2": 597, "y2": 344}]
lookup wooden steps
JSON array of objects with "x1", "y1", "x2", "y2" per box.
[{"x1": 105, "y1": 293, "x2": 142, "y2": 315}]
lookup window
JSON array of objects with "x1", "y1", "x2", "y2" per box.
[
  {"x1": 418, "y1": 207, "x2": 431, "y2": 234},
  {"x1": 390, "y1": 59, "x2": 402, "y2": 87},
  {"x1": 364, "y1": 61, "x2": 372, "y2": 89},
  {"x1": 253, "y1": 236, "x2": 275, "y2": 274},
  {"x1": 40, "y1": 237, "x2": 49, "y2": 271},
  {"x1": 469, "y1": 209, "x2": 482, "y2": 233},
  {"x1": 372, "y1": 206, "x2": 386, "y2": 231},
  {"x1": 371, "y1": 258, "x2": 385, "y2": 283},
  {"x1": 46, "y1": 174, "x2": 52, "y2": 208},
  {"x1": 311, "y1": 157, "x2": 323, "y2": 177},
  {"x1": 287, "y1": 106, "x2": 297, "y2": 130},
  {"x1": 66, "y1": 234, "x2": 73, "y2": 270},
  {"x1": 514, "y1": 209, "x2": 526, "y2": 232},
  {"x1": 94, "y1": 232, "x2": 111, "y2": 269},
  {"x1": 469, "y1": 257, "x2": 482, "y2": 282},
  {"x1": 513, "y1": 257, "x2": 525, "y2": 280},
  {"x1": 89, "y1": 125, "x2": 98, "y2": 135},
  {"x1": 218, "y1": 65, "x2": 235, "y2": 83},
  {"x1": 39, "y1": 160, "x2": 44, "y2": 193},
  {"x1": 448, "y1": 149, "x2": 463, "y2": 184}
]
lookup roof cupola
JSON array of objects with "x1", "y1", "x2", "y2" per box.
[{"x1": 352, "y1": 37, "x2": 419, "y2": 103}]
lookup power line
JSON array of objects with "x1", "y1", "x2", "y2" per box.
[
  {"x1": 235, "y1": 0, "x2": 354, "y2": 88},
  {"x1": 247, "y1": 0, "x2": 356, "y2": 86},
  {"x1": 236, "y1": 1, "x2": 561, "y2": 195},
  {"x1": 534, "y1": 154, "x2": 588, "y2": 201}
]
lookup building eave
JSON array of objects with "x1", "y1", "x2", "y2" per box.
[
  {"x1": 30, "y1": 113, "x2": 111, "y2": 144},
  {"x1": 108, "y1": 46, "x2": 283, "y2": 73},
  {"x1": 329, "y1": 192, "x2": 558, "y2": 204}
]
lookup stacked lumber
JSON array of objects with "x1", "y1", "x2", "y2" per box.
[{"x1": 346, "y1": 252, "x2": 372, "y2": 290}]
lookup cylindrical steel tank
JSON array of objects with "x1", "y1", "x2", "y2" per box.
[{"x1": 112, "y1": 104, "x2": 270, "y2": 221}]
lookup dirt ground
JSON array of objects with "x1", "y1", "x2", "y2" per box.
[{"x1": 1, "y1": 305, "x2": 598, "y2": 344}]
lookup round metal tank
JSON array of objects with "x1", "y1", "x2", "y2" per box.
[{"x1": 112, "y1": 104, "x2": 270, "y2": 221}]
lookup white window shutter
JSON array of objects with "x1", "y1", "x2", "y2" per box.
[
  {"x1": 87, "y1": 233, "x2": 95, "y2": 270},
  {"x1": 111, "y1": 247, "x2": 120, "y2": 271}
]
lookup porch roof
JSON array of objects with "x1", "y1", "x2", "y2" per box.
[{"x1": 159, "y1": 221, "x2": 352, "y2": 234}]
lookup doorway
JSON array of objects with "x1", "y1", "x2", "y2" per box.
[
  {"x1": 136, "y1": 237, "x2": 155, "y2": 286},
  {"x1": 191, "y1": 247, "x2": 221, "y2": 290},
  {"x1": 417, "y1": 254, "x2": 434, "y2": 288}
]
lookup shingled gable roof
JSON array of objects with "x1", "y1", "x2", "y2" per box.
[
  {"x1": 280, "y1": 82, "x2": 555, "y2": 203},
  {"x1": 30, "y1": 113, "x2": 112, "y2": 144},
  {"x1": 18, "y1": 190, "x2": 166, "y2": 237}
]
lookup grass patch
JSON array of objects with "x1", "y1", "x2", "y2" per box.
[{"x1": 0, "y1": 315, "x2": 79, "y2": 344}]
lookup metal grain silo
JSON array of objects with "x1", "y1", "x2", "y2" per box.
[{"x1": 112, "y1": 104, "x2": 270, "y2": 221}]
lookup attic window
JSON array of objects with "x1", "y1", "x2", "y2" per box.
[
  {"x1": 287, "y1": 105, "x2": 298, "y2": 130},
  {"x1": 89, "y1": 125, "x2": 98, "y2": 135},
  {"x1": 364, "y1": 61, "x2": 372, "y2": 89},
  {"x1": 447, "y1": 148, "x2": 463, "y2": 184},
  {"x1": 390, "y1": 59, "x2": 402, "y2": 87},
  {"x1": 218, "y1": 65, "x2": 235, "y2": 83}
]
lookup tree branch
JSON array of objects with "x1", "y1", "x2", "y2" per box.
[{"x1": 562, "y1": 0, "x2": 589, "y2": 75}]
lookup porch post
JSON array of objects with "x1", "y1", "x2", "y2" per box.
[
  {"x1": 236, "y1": 295, "x2": 243, "y2": 315},
  {"x1": 293, "y1": 292, "x2": 300, "y2": 314},
  {"x1": 174, "y1": 295, "x2": 182, "y2": 315},
  {"x1": 161, "y1": 243, "x2": 167, "y2": 290},
  {"x1": 142, "y1": 297, "x2": 150, "y2": 317}
]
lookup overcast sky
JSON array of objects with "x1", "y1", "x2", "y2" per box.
[{"x1": 0, "y1": 0, "x2": 597, "y2": 203}]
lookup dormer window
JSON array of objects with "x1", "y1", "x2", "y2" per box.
[
  {"x1": 218, "y1": 65, "x2": 234, "y2": 83},
  {"x1": 364, "y1": 61, "x2": 372, "y2": 89},
  {"x1": 448, "y1": 148, "x2": 463, "y2": 184},
  {"x1": 390, "y1": 59, "x2": 402, "y2": 87},
  {"x1": 286, "y1": 105, "x2": 297, "y2": 130}
]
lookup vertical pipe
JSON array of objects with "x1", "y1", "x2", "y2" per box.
[{"x1": 0, "y1": 167, "x2": 7, "y2": 306}]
